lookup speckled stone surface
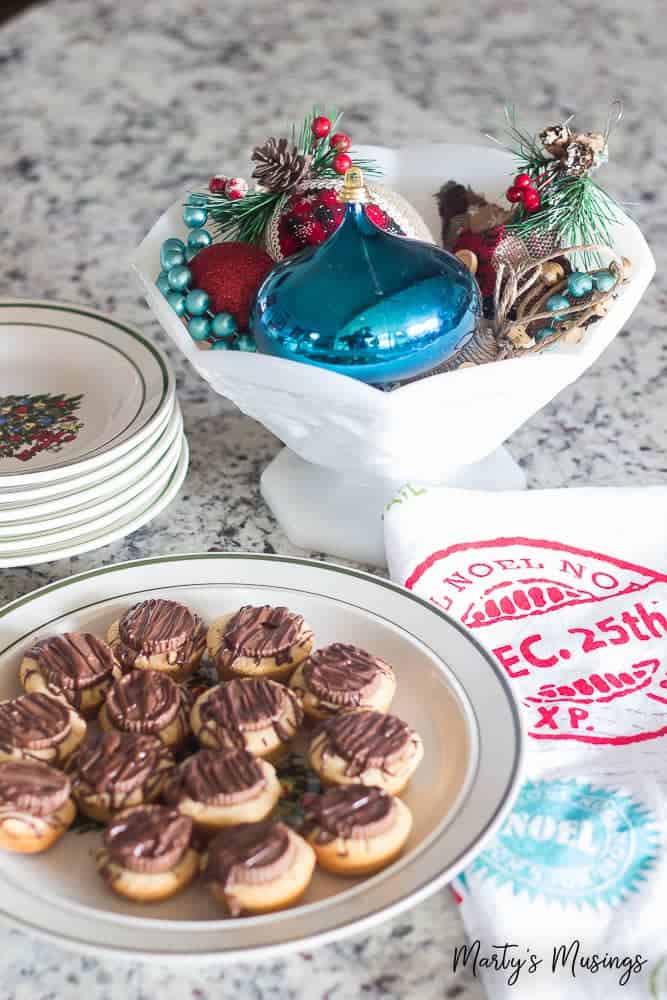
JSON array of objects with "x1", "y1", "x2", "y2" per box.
[{"x1": 0, "y1": 0, "x2": 664, "y2": 995}]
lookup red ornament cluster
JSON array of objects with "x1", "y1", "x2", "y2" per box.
[
  {"x1": 506, "y1": 172, "x2": 541, "y2": 213},
  {"x1": 278, "y1": 188, "x2": 346, "y2": 256}
]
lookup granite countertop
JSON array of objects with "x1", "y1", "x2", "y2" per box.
[{"x1": 0, "y1": 0, "x2": 664, "y2": 996}]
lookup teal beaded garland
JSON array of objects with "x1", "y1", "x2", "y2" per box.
[
  {"x1": 567, "y1": 271, "x2": 594, "y2": 298},
  {"x1": 546, "y1": 293, "x2": 570, "y2": 316},
  {"x1": 188, "y1": 316, "x2": 211, "y2": 341},
  {"x1": 592, "y1": 269, "x2": 615, "y2": 293},
  {"x1": 187, "y1": 229, "x2": 212, "y2": 251},
  {"x1": 185, "y1": 246, "x2": 200, "y2": 263},
  {"x1": 210, "y1": 312, "x2": 237, "y2": 339},
  {"x1": 156, "y1": 271, "x2": 171, "y2": 295},
  {"x1": 534, "y1": 326, "x2": 554, "y2": 343},
  {"x1": 236, "y1": 334, "x2": 257, "y2": 352},
  {"x1": 167, "y1": 265, "x2": 192, "y2": 292},
  {"x1": 187, "y1": 193, "x2": 207, "y2": 207},
  {"x1": 183, "y1": 205, "x2": 208, "y2": 229},
  {"x1": 211, "y1": 338, "x2": 231, "y2": 350},
  {"x1": 166, "y1": 291, "x2": 186, "y2": 316},
  {"x1": 184, "y1": 289, "x2": 210, "y2": 316},
  {"x1": 161, "y1": 247, "x2": 186, "y2": 271}
]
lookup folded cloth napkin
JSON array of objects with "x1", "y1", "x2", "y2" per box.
[{"x1": 384, "y1": 485, "x2": 667, "y2": 999}]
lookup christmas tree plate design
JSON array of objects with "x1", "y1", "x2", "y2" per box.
[
  {"x1": 0, "y1": 434, "x2": 188, "y2": 568},
  {"x1": 0, "y1": 553, "x2": 521, "y2": 960},
  {"x1": 0, "y1": 301, "x2": 174, "y2": 487}
]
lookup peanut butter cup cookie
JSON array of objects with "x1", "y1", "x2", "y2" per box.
[
  {"x1": 203, "y1": 819, "x2": 315, "y2": 916},
  {"x1": 0, "y1": 759, "x2": 76, "y2": 854},
  {"x1": 0, "y1": 693, "x2": 86, "y2": 767},
  {"x1": 302, "y1": 784, "x2": 412, "y2": 875},
  {"x1": 96, "y1": 804, "x2": 198, "y2": 903},
  {"x1": 99, "y1": 670, "x2": 190, "y2": 751},
  {"x1": 164, "y1": 747, "x2": 281, "y2": 835},
  {"x1": 290, "y1": 643, "x2": 396, "y2": 721},
  {"x1": 308, "y1": 710, "x2": 423, "y2": 795},
  {"x1": 191, "y1": 678, "x2": 303, "y2": 762},
  {"x1": 107, "y1": 598, "x2": 206, "y2": 681},
  {"x1": 20, "y1": 632, "x2": 121, "y2": 718},
  {"x1": 69, "y1": 730, "x2": 175, "y2": 822},
  {"x1": 207, "y1": 605, "x2": 314, "y2": 682}
]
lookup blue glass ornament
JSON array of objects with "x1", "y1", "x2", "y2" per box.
[
  {"x1": 211, "y1": 312, "x2": 237, "y2": 339},
  {"x1": 250, "y1": 167, "x2": 480, "y2": 386},
  {"x1": 167, "y1": 265, "x2": 192, "y2": 292},
  {"x1": 567, "y1": 271, "x2": 594, "y2": 298},
  {"x1": 187, "y1": 228, "x2": 212, "y2": 250},
  {"x1": 188, "y1": 316, "x2": 211, "y2": 341},
  {"x1": 156, "y1": 270, "x2": 171, "y2": 295},
  {"x1": 161, "y1": 247, "x2": 185, "y2": 271},
  {"x1": 183, "y1": 205, "x2": 208, "y2": 229},
  {"x1": 166, "y1": 291, "x2": 186, "y2": 316},
  {"x1": 592, "y1": 269, "x2": 615, "y2": 293},
  {"x1": 184, "y1": 289, "x2": 210, "y2": 316}
]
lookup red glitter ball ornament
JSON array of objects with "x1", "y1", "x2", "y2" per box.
[{"x1": 189, "y1": 242, "x2": 274, "y2": 331}]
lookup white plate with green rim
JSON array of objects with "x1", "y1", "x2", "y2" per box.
[
  {"x1": 0, "y1": 436, "x2": 188, "y2": 567},
  {"x1": 0, "y1": 300, "x2": 175, "y2": 488},
  {"x1": 0, "y1": 429, "x2": 182, "y2": 549},
  {"x1": 0, "y1": 408, "x2": 183, "y2": 535},
  {"x1": 0, "y1": 553, "x2": 522, "y2": 960},
  {"x1": 0, "y1": 397, "x2": 178, "y2": 509}
]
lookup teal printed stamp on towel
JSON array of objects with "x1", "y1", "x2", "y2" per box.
[{"x1": 472, "y1": 779, "x2": 659, "y2": 908}]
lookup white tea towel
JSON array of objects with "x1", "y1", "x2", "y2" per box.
[{"x1": 384, "y1": 485, "x2": 667, "y2": 999}]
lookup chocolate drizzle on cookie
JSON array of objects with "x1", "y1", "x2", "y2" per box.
[
  {"x1": 314, "y1": 710, "x2": 415, "y2": 776},
  {"x1": 0, "y1": 693, "x2": 72, "y2": 752},
  {"x1": 302, "y1": 785, "x2": 395, "y2": 843},
  {"x1": 204, "y1": 820, "x2": 294, "y2": 914},
  {"x1": 199, "y1": 678, "x2": 303, "y2": 748},
  {"x1": 114, "y1": 598, "x2": 206, "y2": 669},
  {"x1": 220, "y1": 605, "x2": 310, "y2": 666},
  {"x1": 103, "y1": 805, "x2": 192, "y2": 874},
  {"x1": 166, "y1": 748, "x2": 265, "y2": 807},
  {"x1": 0, "y1": 760, "x2": 71, "y2": 817},
  {"x1": 303, "y1": 644, "x2": 391, "y2": 707},
  {"x1": 105, "y1": 671, "x2": 182, "y2": 734},
  {"x1": 71, "y1": 730, "x2": 173, "y2": 800}
]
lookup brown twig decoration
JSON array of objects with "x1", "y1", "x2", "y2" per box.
[{"x1": 493, "y1": 244, "x2": 626, "y2": 356}]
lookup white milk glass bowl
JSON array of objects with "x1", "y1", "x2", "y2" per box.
[{"x1": 131, "y1": 144, "x2": 655, "y2": 565}]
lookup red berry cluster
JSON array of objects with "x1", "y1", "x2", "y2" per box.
[
  {"x1": 310, "y1": 116, "x2": 353, "y2": 175},
  {"x1": 506, "y1": 172, "x2": 541, "y2": 214}
]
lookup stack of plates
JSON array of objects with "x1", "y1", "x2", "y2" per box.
[{"x1": 0, "y1": 301, "x2": 188, "y2": 567}]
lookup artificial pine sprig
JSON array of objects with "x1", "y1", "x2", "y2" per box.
[
  {"x1": 489, "y1": 105, "x2": 623, "y2": 263},
  {"x1": 194, "y1": 107, "x2": 381, "y2": 246}
]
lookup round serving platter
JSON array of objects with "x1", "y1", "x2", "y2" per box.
[
  {"x1": 0, "y1": 553, "x2": 522, "y2": 961},
  {"x1": 0, "y1": 301, "x2": 175, "y2": 488}
]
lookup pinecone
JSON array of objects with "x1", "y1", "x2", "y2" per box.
[
  {"x1": 251, "y1": 138, "x2": 311, "y2": 193},
  {"x1": 539, "y1": 123, "x2": 571, "y2": 156},
  {"x1": 562, "y1": 139, "x2": 595, "y2": 177}
]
